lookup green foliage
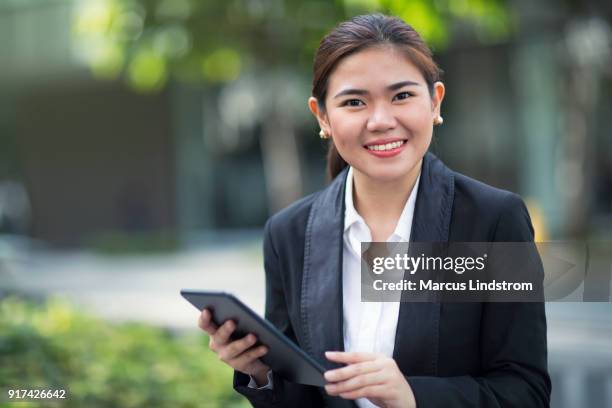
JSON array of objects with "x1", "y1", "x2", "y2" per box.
[
  {"x1": 0, "y1": 297, "x2": 250, "y2": 408},
  {"x1": 72, "y1": 0, "x2": 512, "y2": 92}
]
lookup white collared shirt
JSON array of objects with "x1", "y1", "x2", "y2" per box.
[
  {"x1": 249, "y1": 166, "x2": 420, "y2": 401},
  {"x1": 342, "y1": 166, "x2": 420, "y2": 408}
]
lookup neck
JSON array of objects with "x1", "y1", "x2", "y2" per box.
[{"x1": 352, "y1": 159, "x2": 422, "y2": 241}]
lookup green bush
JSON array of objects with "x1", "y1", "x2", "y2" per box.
[{"x1": 0, "y1": 296, "x2": 250, "y2": 408}]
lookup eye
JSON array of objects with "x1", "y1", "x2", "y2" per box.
[
  {"x1": 341, "y1": 99, "x2": 365, "y2": 107},
  {"x1": 393, "y1": 92, "x2": 414, "y2": 101}
]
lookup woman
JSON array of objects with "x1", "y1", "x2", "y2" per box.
[{"x1": 199, "y1": 14, "x2": 551, "y2": 408}]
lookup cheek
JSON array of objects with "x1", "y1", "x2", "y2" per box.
[
  {"x1": 402, "y1": 103, "x2": 434, "y2": 129},
  {"x1": 328, "y1": 112, "x2": 364, "y2": 148}
]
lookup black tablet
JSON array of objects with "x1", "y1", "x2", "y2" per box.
[{"x1": 181, "y1": 290, "x2": 326, "y2": 387}]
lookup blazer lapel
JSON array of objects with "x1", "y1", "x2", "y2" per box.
[
  {"x1": 301, "y1": 167, "x2": 348, "y2": 370},
  {"x1": 301, "y1": 152, "x2": 455, "y2": 376},
  {"x1": 392, "y1": 152, "x2": 455, "y2": 376}
]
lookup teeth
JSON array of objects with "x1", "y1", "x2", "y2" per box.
[{"x1": 367, "y1": 140, "x2": 404, "y2": 151}]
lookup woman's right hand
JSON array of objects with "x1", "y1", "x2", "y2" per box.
[{"x1": 198, "y1": 308, "x2": 271, "y2": 386}]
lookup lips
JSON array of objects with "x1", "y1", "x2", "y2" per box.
[
  {"x1": 363, "y1": 137, "x2": 408, "y2": 148},
  {"x1": 365, "y1": 140, "x2": 406, "y2": 152},
  {"x1": 363, "y1": 138, "x2": 408, "y2": 158}
]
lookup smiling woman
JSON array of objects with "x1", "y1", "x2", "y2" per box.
[
  {"x1": 198, "y1": 14, "x2": 551, "y2": 408},
  {"x1": 311, "y1": 15, "x2": 444, "y2": 184},
  {"x1": 310, "y1": 45, "x2": 444, "y2": 198}
]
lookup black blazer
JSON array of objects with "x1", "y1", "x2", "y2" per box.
[{"x1": 234, "y1": 152, "x2": 551, "y2": 407}]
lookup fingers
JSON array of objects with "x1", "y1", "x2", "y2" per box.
[
  {"x1": 325, "y1": 351, "x2": 380, "y2": 364},
  {"x1": 198, "y1": 309, "x2": 218, "y2": 335},
  {"x1": 228, "y1": 344, "x2": 269, "y2": 371},
  {"x1": 214, "y1": 319, "x2": 236, "y2": 345},
  {"x1": 324, "y1": 359, "x2": 382, "y2": 382},
  {"x1": 196, "y1": 310, "x2": 270, "y2": 376},
  {"x1": 218, "y1": 333, "x2": 258, "y2": 361},
  {"x1": 208, "y1": 319, "x2": 237, "y2": 353},
  {"x1": 325, "y1": 370, "x2": 387, "y2": 396},
  {"x1": 323, "y1": 356, "x2": 409, "y2": 403},
  {"x1": 335, "y1": 384, "x2": 387, "y2": 400}
]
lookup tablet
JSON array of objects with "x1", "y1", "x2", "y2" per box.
[{"x1": 181, "y1": 290, "x2": 326, "y2": 387}]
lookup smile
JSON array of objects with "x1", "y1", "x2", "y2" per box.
[
  {"x1": 363, "y1": 139, "x2": 407, "y2": 158},
  {"x1": 365, "y1": 140, "x2": 405, "y2": 151}
]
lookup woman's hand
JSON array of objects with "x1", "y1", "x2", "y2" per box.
[
  {"x1": 198, "y1": 308, "x2": 270, "y2": 385},
  {"x1": 324, "y1": 351, "x2": 416, "y2": 408}
]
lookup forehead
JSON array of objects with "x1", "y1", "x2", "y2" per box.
[{"x1": 327, "y1": 45, "x2": 426, "y2": 93}]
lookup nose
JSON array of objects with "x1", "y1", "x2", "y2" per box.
[{"x1": 366, "y1": 103, "x2": 397, "y2": 133}]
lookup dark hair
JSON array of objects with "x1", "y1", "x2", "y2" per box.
[{"x1": 312, "y1": 14, "x2": 442, "y2": 180}]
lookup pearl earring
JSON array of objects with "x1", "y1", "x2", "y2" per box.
[
  {"x1": 319, "y1": 129, "x2": 329, "y2": 139},
  {"x1": 434, "y1": 116, "x2": 444, "y2": 126}
]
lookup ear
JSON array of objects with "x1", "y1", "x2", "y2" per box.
[
  {"x1": 431, "y1": 81, "x2": 445, "y2": 118},
  {"x1": 308, "y1": 97, "x2": 332, "y2": 136}
]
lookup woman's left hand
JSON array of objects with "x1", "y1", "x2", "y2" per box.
[{"x1": 324, "y1": 351, "x2": 416, "y2": 408}]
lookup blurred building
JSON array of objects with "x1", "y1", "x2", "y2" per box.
[{"x1": 1, "y1": 0, "x2": 610, "y2": 247}]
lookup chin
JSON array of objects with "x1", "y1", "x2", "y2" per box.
[{"x1": 362, "y1": 163, "x2": 419, "y2": 183}]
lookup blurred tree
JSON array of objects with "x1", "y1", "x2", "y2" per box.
[
  {"x1": 72, "y1": 0, "x2": 513, "y2": 92},
  {"x1": 72, "y1": 0, "x2": 512, "y2": 213}
]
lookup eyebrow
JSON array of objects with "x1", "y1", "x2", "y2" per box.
[{"x1": 333, "y1": 80, "x2": 420, "y2": 99}]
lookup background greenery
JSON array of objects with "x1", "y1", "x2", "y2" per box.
[
  {"x1": 0, "y1": 296, "x2": 249, "y2": 408},
  {"x1": 74, "y1": 0, "x2": 512, "y2": 92}
]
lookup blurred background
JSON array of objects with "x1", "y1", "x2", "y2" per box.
[{"x1": 1, "y1": 0, "x2": 611, "y2": 406}]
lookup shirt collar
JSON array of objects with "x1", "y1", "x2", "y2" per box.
[
  {"x1": 343, "y1": 166, "x2": 421, "y2": 242},
  {"x1": 344, "y1": 166, "x2": 363, "y2": 232},
  {"x1": 392, "y1": 172, "x2": 420, "y2": 242}
]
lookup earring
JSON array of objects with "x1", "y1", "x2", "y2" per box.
[
  {"x1": 319, "y1": 129, "x2": 329, "y2": 139},
  {"x1": 434, "y1": 116, "x2": 444, "y2": 126}
]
